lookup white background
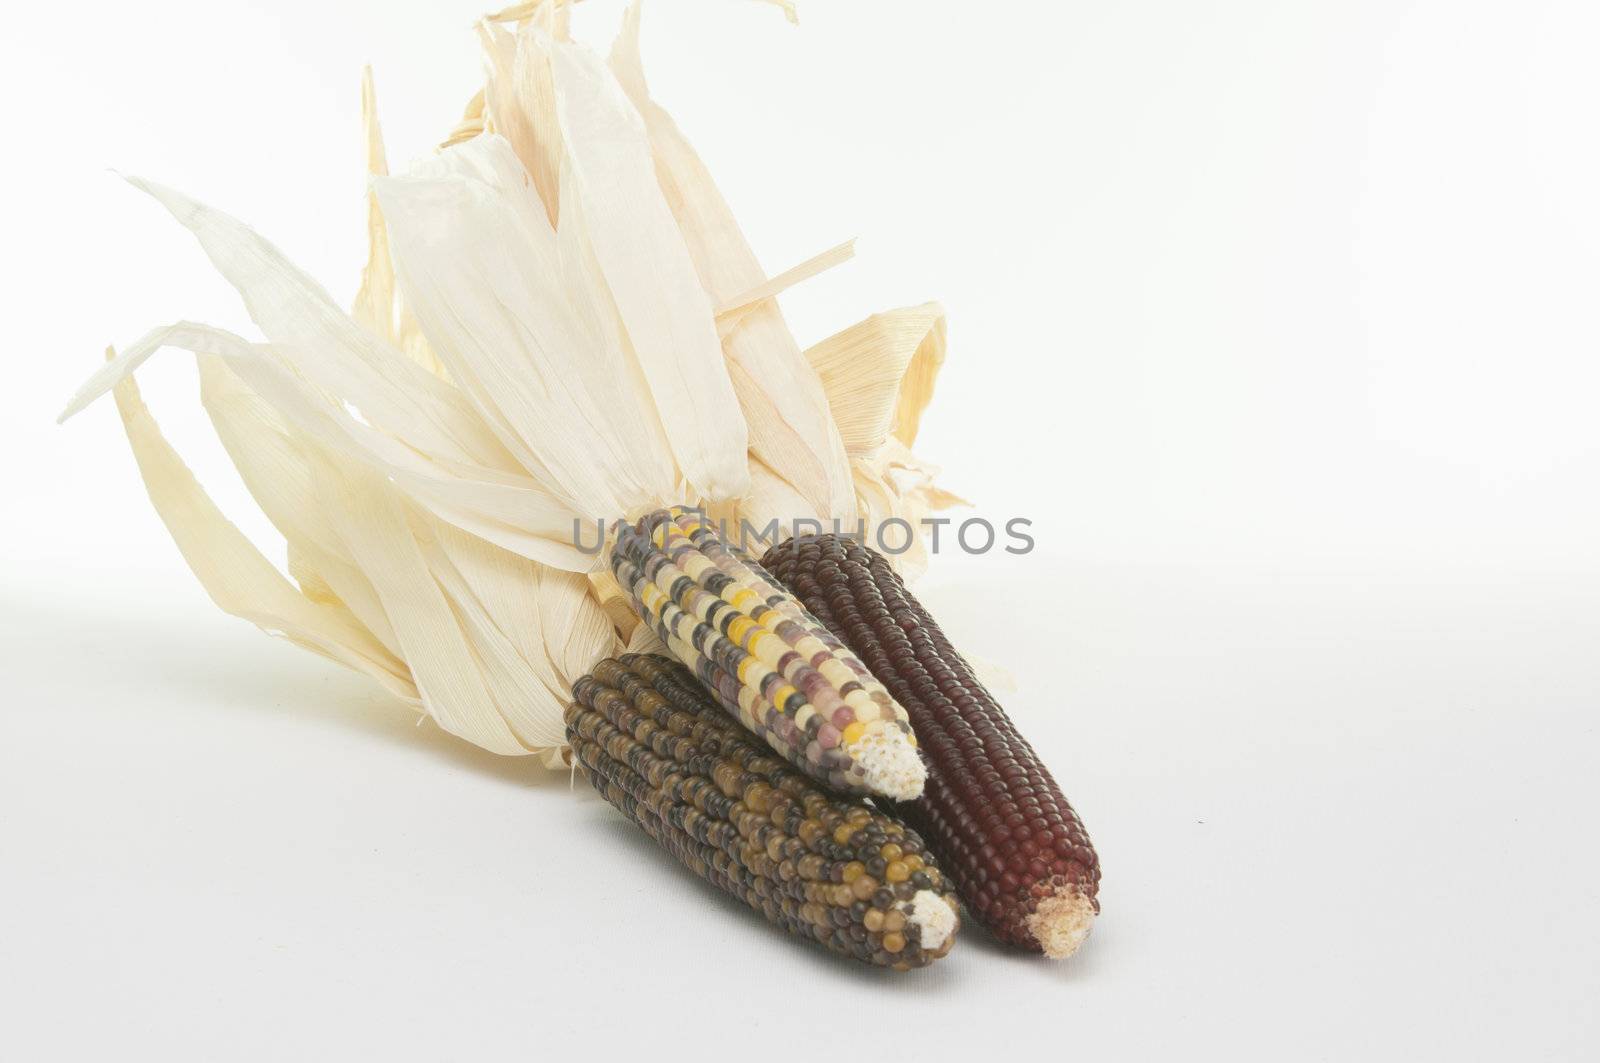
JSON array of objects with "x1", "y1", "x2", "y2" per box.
[{"x1": 3, "y1": 1, "x2": 1597, "y2": 1059}]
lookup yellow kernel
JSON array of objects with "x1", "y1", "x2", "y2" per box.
[
  {"x1": 903, "y1": 854, "x2": 924, "y2": 873},
  {"x1": 851, "y1": 875, "x2": 879, "y2": 901},
  {"x1": 841, "y1": 861, "x2": 866, "y2": 883},
  {"x1": 885, "y1": 861, "x2": 910, "y2": 883},
  {"x1": 882, "y1": 932, "x2": 906, "y2": 954},
  {"x1": 833, "y1": 824, "x2": 856, "y2": 845},
  {"x1": 840, "y1": 722, "x2": 865, "y2": 747},
  {"x1": 879, "y1": 842, "x2": 903, "y2": 862},
  {"x1": 845, "y1": 807, "x2": 871, "y2": 826},
  {"x1": 882, "y1": 909, "x2": 906, "y2": 933},
  {"x1": 863, "y1": 909, "x2": 885, "y2": 932}
]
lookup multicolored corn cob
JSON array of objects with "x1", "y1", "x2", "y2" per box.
[
  {"x1": 567, "y1": 654, "x2": 960, "y2": 969},
  {"x1": 609, "y1": 507, "x2": 926, "y2": 801},
  {"x1": 761, "y1": 535, "x2": 1101, "y2": 959}
]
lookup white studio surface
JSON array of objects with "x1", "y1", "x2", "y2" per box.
[{"x1": 2, "y1": 1, "x2": 1597, "y2": 1059}]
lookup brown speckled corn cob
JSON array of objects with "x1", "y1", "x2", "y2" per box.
[
  {"x1": 761, "y1": 536, "x2": 1101, "y2": 958},
  {"x1": 567, "y1": 654, "x2": 960, "y2": 969},
  {"x1": 609, "y1": 507, "x2": 925, "y2": 801}
]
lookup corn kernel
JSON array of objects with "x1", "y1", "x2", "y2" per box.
[
  {"x1": 610, "y1": 509, "x2": 926, "y2": 800},
  {"x1": 760, "y1": 533, "x2": 1102, "y2": 958},
  {"x1": 566, "y1": 654, "x2": 959, "y2": 970}
]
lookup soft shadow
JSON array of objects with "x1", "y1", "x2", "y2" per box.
[
  {"x1": 9, "y1": 588, "x2": 567, "y2": 791},
  {"x1": 585, "y1": 811, "x2": 966, "y2": 989},
  {"x1": 19, "y1": 589, "x2": 1108, "y2": 982},
  {"x1": 955, "y1": 906, "x2": 1110, "y2": 983}
]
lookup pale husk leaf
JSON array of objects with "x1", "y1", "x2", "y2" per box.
[
  {"x1": 805, "y1": 302, "x2": 947, "y2": 455},
  {"x1": 714, "y1": 239, "x2": 856, "y2": 339},
  {"x1": 109, "y1": 354, "x2": 415, "y2": 700},
  {"x1": 852, "y1": 439, "x2": 968, "y2": 581},
  {"x1": 115, "y1": 177, "x2": 512, "y2": 469},
  {"x1": 373, "y1": 134, "x2": 676, "y2": 520},
  {"x1": 735, "y1": 458, "x2": 824, "y2": 555},
  {"x1": 70, "y1": 6, "x2": 964, "y2": 764},
  {"x1": 314, "y1": 461, "x2": 525, "y2": 754},
  {"x1": 197, "y1": 354, "x2": 405, "y2": 656},
  {"x1": 353, "y1": 68, "x2": 448, "y2": 379},
  {"x1": 549, "y1": 36, "x2": 749, "y2": 501},
  {"x1": 72, "y1": 320, "x2": 594, "y2": 570},
  {"x1": 478, "y1": 20, "x2": 565, "y2": 225},
  {"x1": 609, "y1": 2, "x2": 855, "y2": 522}
]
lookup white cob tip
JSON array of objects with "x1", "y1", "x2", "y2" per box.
[
  {"x1": 1026, "y1": 884, "x2": 1097, "y2": 960},
  {"x1": 910, "y1": 890, "x2": 958, "y2": 952},
  {"x1": 849, "y1": 726, "x2": 927, "y2": 801}
]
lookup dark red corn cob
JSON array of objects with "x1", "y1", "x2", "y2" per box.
[{"x1": 761, "y1": 535, "x2": 1101, "y2": 958}]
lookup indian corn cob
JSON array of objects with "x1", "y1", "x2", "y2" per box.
[
  {"x1": 761, "y1": 535, "x2": 1101, "y2": 958},
  {"x1": 609, "y1": 507, "x2": 926, "y2": 800},
  {"x1": 567, "y1": 654, "x2": 960, "y2": 969}
]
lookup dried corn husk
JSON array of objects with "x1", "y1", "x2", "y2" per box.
[{"x1": 63, "y1": 0, "x2": 961, "y2": 763}]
